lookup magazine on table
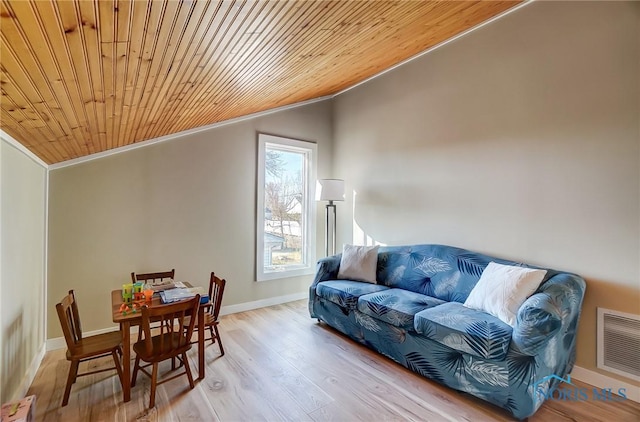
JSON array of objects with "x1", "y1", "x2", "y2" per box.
[{"x1": 159, "y1": 286, "x2": 208, "y2": 304}]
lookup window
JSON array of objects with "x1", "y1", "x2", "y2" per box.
[{"x1": 256, "y1": 134, "x2": 317, "y2": 281}]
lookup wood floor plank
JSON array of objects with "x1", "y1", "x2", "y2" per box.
[
  {"x1": 197, "y1": 333, "x2": 310, "y2": 421},
  {"x1": 277, "y1": 333, "x2": 456, "y2": 422},
  {"x1": 28, "y1": 300, "x2": 640, "y2": 421},
  {"x1": 298, "y1": 324, "x2": 511, "y2": 422},
  {"x1": 225, "y1": 328, "x2": 333, "y2": 414}
]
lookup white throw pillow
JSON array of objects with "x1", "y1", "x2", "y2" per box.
[
  {"x1": 463, "y1": 262, "x2": 547, "y2": 326},
  {"x1": 337, "y1": 244, "x2": 380, "y2": 284}
]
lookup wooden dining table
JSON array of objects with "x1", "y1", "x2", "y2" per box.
[{"x1": 111, "y1": 284, "x2": 206, "y2": 402}]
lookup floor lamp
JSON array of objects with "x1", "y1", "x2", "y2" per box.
[{"x1": 317, "y1": 179, "x2": 345, "y2": 256}]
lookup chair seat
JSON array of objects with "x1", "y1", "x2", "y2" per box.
[
  {"x1": 65, "y1": 330, "x2": 122, "y2": 361},
  {"x1": 133, "y1": 332, "x2": 191, "y2": 362},
  {"x1": 183, "y1": 313, "x2": 217, "y2": 328}
]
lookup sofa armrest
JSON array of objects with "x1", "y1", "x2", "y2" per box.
[
  {"x1": 310, "y1": 254, "x2": 342, "y2": 290},
  {"x1": 511, "y1": 292, "x2": 562, "y2": 355},
  {"x1": 511, "y1": 273, "x2": 586, "y2": 356},
  {"x1": 308, "y1": 255, "x2": 342, "y2": 319}
]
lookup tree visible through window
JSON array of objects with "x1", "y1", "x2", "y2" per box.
[{"x1": 257, "y1": 134, "x2": 316, "y2": 281}]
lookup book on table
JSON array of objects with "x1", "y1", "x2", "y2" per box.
[
  {"x1": 146, "y1": 280, "x2": 176, "y2": 291},
  {"x1": 159, "y1": 286, "x2": 208, "y2": 304}
]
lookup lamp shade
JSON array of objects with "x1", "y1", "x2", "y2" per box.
[{"x1": 316, "y1": 179, "x2": 345, "y2": 201}]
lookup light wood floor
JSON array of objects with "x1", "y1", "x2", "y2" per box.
[{"x1": 29, "y1": 300, "x2": 639, "y2": 421}]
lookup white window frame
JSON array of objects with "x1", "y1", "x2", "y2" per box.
[{"x1": 256, "y1": 133, "x2": 317, "y2": 281}]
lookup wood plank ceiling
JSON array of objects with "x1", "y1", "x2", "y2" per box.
[{"x1": 0, "y1": 0, "x2": 521, "y2": 165}]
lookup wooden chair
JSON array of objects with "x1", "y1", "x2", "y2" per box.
[
  {"x1": 131, "y1": 295, "x2": 200, "y2": 408},
  {"x1": 56, "y1": 290, "x2": 124, "y2": 407},
  {"x1": 183, "y1": 272, "x2": 226, "y2": 356},
  {"x1": 130, "y1": 269, "x2": 176, "y2": 341},
  {"x1": 131, "y1": 268, "x2": 175, "y2": 285}
]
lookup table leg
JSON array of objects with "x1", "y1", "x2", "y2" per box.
[
  {"x1": 198, "y1": 305, "x2": 205, "y2": 380},
  {"x1": 121, "y1": 321, "x2": 131, "y2": 402}
]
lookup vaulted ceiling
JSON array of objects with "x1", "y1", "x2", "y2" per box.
[{"x1": 0, "y1": 0, "x2": 520, "y2": 165}]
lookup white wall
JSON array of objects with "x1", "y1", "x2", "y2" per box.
[
  {"x1": 0, "y1": 137, "x2": 47, "y2": 403},
  {"x1": 47, "y1": 100, "x2": 333, "y2": 338},
  {"x1": 332, "y1": 1, "x2": 639, "y2": 384}
]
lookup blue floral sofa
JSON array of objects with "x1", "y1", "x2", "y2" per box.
[{"x1": 308, "y1": 244, "x2": 586, "y2": 419}]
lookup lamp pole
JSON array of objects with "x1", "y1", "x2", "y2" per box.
[
  {"x1": 325, "y1": 200, "x2": 337, "y2": 256},
  {"x1": 317, "y1": 179, "x2": 344, "y2": 257}
]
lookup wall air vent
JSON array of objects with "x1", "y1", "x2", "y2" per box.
[{"x1": 597, "y1": 308, "x2": 640, "y2": 381}]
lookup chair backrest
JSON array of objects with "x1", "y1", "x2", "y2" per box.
[
  {"x1": 56, "y1": 290, "x2": 83, "y2": 354},
  {"x1": 208, "y1": 272, "x2": 226, "y2": 321},
  {"x1": 139, "y1": 295, "x2": 200, "y2": 358},
  {"x1": 131, "y1": 269, "x2": 175, "y2": 284}
]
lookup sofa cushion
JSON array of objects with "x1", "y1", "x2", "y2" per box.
[
  {"x1": 316, "y1": 280, "x2": 389, "y2": 310},
  {"x1": 414, "y1": 302, "x2": 513, "y2": 361},
  {"x1": 358, "y1": 289, "x2": 445, "y2": 330}
]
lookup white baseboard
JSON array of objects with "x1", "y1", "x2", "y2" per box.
[
  {"x1": 13, "y1": 343, "x2": 46, "y2": 401},
  {"x1": 571, "y1": 365, "x2": 640, "y2": 403},
  {"x1": 46, "y1": 292, "x2": 308, "y2": 351},
  {"x1": 219, "y1": 291, "x2": 307, "y2": 316}
]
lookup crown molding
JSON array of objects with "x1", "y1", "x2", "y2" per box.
[
  {"x1": 333, "y1": 0, "x2": 534, "y2": 98},
  {"x1": 0, "y1": 129, "x2": 49, "y2": 169},
  {"x1": 49, "y1": 96, "x2": 331, "y2": 170}
]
